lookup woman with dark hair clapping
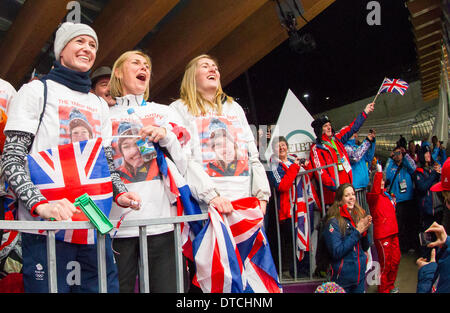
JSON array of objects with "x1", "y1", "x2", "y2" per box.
[{"x1": 322, "y1": 183, "x2": 372, "y2": 293}]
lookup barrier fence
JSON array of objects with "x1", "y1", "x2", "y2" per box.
[
  {"x1": 0, "y1": 163, "x2": 339, "y2": 292},
  {"x1": 272, "y1": 163, "x2": 339, "y2": 283},
  {"x1": 0, "y1": 213, "x2": 208, "y2": 293}
]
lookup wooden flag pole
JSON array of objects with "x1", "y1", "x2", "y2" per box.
[{"x1": 373, "y1": 77, "x2": 387, "y2": 103}]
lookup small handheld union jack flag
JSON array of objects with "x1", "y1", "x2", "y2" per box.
[{"x1": 378, "y1": 78, "x2": 409, "y2": 96}]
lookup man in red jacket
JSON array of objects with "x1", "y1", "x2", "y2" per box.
[
  {"x1": 309, "y1": 103, "x2": 374, "y2": 206},
  {"x1": 367, "y1": 171, "x2": 401, "y2": 293}
]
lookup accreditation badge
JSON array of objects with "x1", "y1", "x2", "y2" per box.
[{"x1": 342, "y1": 157, "x2": 351, "y2": 173}]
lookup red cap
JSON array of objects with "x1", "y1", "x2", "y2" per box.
[{"x1": 431, "y1": 157, "x2": 450, "y2": 192}]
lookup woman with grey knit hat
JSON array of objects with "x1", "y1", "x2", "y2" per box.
[{"x1": 2, "y1": 22, "x2": 140, "y2": 293}]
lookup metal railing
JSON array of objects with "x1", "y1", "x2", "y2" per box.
[
  {"x1": 0, "y1": 163, "x2": 339, "y2": 292},
  {"x1": 273, "y1": 163, "x2": 339, "y2": 283},
  {"x1": 0, "y1": 213, "x2": 208, "y2": 293}
]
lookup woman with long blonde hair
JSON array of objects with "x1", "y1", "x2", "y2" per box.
[
  {"x1": 169, "y1": 54, "x2": 270, "y2": 214},
  {"x1": 107, "y1": 50, "x2": 187, "y2": 292},
  {"x1": 322, "y1": 183, "x2": 372, "y2": 293}
]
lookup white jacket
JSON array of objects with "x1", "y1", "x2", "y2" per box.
[
  {"x1": 169, "y1": 99, "x2": 270, "y2": 211},
  {"x1": 108, "y1": 94, "x2": 187, "y2": 237}
]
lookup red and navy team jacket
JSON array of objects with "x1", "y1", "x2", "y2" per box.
[{"x1": 310, "y1": 111, "x2": 367, "y2": 205}]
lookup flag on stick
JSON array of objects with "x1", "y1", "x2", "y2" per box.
[{"x1": 373, "y1": 77, "x2": 409, "y2": 102}]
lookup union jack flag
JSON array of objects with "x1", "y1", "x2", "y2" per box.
[
  {"x1": 294, "y1": 176, "x2": 312, "y2": 262},
  {"x1": 192, "y1": 197, "x2": 282, "y2": 293},
  {"x1": 152, "y1": 143, "x2": 204, "y2": 260},
  {"x1": 378, "y1": 78, "x2": 409, "y2": 96},
  {"x1": 27, "y1": 138, "x2": 113, "y2": 244}
]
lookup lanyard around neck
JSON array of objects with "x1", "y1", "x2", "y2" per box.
[
  {"x1": 324, "y1": 138, "x2": 340, "y2": 158},
  {"x1": 115, "y1": 98, "x2": 147, "y2": 107}
]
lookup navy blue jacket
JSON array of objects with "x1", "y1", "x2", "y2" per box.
[
  {"x1": 323, "y1": 216, "x2": 370, "y2": 288},
  {"x1": 413, "y1": 166, "x2": 441, "y2": 216}
]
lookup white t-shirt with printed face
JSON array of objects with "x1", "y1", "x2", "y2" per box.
[
  {"x1": 0, "y1": 78, "x2": 17, "y2": 113},
  {"x1": 108, "y1": 97, "x2": 184, "y2": 237},
  {"x1": 170, "y1": 99, "x2": 257, "y2": 202},
  {"x1": 5, "y1": 79, "x2": 112, "y2": 223},
  {"x1": 5, "y1": 79, "x2": 112, "y2": 153}
]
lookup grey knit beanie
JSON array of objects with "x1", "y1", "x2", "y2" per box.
[{"x1": 54, "y1": 22, "x2": 98, "y2": 61}]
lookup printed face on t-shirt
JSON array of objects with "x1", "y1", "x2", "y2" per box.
[
  {"x1": 197, "y1": 116, "x2": 249, "y2": 177},
  {"x1": 70, "y1": 125, "x2": 91, "y2": 143},
  {"x1": 211, "y1": 133, "x2": 236, "y2": 164},
  {"x1": 110, "y1": 109, "x2": 166, "y2": 183},
  {"x1": 120, "y1": 137, "x2": 144, "y2": 169},
  {"x1": 59, "y1": 105, "x2": 100, "y2": 146}
]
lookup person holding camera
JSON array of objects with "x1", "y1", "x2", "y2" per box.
[
  {"x1": 385, "y1": 145, "x2": 418, "y2": 254},
  {"x1": 416, "y1": 158, "x2": 450, "y2": 292},
  {"x1": 431, "y1": 136, "x2": 447, "y2": 166},
  {"x1": 344, "y1": 130, "x2": 376, "y2": 244},
  {"x1": 270, "y1": 136, "x2": 313, "y2": 221},
  {"x1": 269, "y1": 136, "x2": 318, "y2": 277},
  {"x1": 416, "y1": 222, "x2": 450, "y2": 293},
  {"x1": 413, "y1": 143, "x2": 443, "y2": 258}
]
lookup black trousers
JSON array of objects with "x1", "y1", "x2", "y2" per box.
[
  {"x1": 396, "y1": 200, "x2": 420, "y2": 253},
  {"x1": 112, "y1": 231, "x2": 178, "y2": 293}
]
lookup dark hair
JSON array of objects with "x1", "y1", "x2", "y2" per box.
[
  {"x1": 272, "y1": 136, "x2": 288, "y2": 151},
  {"x1": 396, "y1": 135, "x2": 407, "y2": 149},
  {"x1": 393, "y1": 145, "x2": 403, "y2": 152},
  {"x1": 326, "y1": 183, "x2": 367, "y2": 235}
]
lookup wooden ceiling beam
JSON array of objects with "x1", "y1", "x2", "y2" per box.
[
  {"x1": 145, "y1": 0, "x2": 269, "y2": 99},
  {"x1": 152, "y1": 0, "x2": 336, "y2": 103},
  {"x1": 409, "y1": 7, "x2": 441, "y2": 30},
  {"x1": 420, "y1": 64, "x2": 441, "y2": 74},
  {"x1": 421, "y1": 73, "x2": 440, "y2": 82},
  {"x1": 92, "y1": 0, "x2": 179, "y2": 69},
  {"x1": 416, "y1": 33, "x2": 442, "y2": 50},
  {"x1": 421, "y1": 81, "x2": 440, "y2": 90},
  {"x1": 422, "y1": 84, "x2": 440, "y2": 91},
  {"x1": 407, "y1": 0, "x2": 441, "y2": 18},
  {"x1": 422, "y1": 89, "x2": 439, "y2": 97},
  {"x1": 423, "y1": 94, "x2": 439, "y2": 102},
  {"x1": 422, "y1": 83, "x2": 439, "y2": 90},
  {"x1": 419, "y1": 57, "x2": 440, "y2": 68},
  {"x1": 417, "y1": 43, "x2": 442, "y2": 57},
  {"x1": 0, "y1": 0, "x2": 68, "y2": 88},
  {"x1": 418, "y1": 48, "x2": 441, "y2": 59},
  {"x1": 411, "y1": 20, "x2": 441, "y2": 40},
  {"x1": 422, "y1": 73, "x2": 440, "y2": 81},
  {"x1": 212, "y1": 0, "x2": 335, "y2": 87}
]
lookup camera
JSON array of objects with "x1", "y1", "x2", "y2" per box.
[
  {"x1": 419, "y1": 232, "x2": 437, "y2": 247},
  {"x1": 289, "y1": 154, "x2": 306, "y2": 165}
]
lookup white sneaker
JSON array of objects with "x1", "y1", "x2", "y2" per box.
[{"x1": 390, "y1": 287, "x2": 399, "y2": 293}]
